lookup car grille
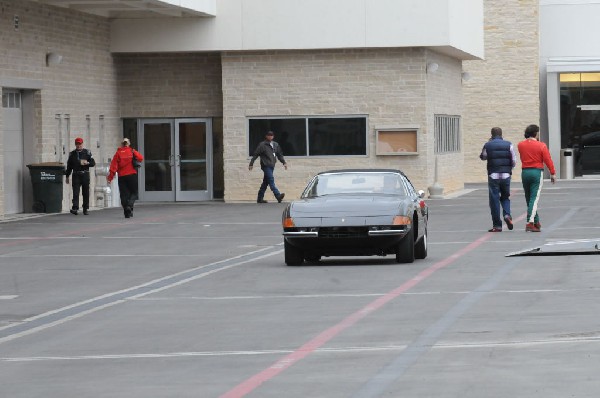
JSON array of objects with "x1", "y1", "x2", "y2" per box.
[{"x1": 319, "y1": 227, "x2": 369, "y2": 238}]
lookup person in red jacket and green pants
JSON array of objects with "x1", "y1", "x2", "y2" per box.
[{"x1": 517, "y1": 124, "x2": 556, "y2": 232}]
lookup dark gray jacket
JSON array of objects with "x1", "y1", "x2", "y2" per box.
[{"x1": 249, "y1": 140, "x2": 286, "y2": 168}]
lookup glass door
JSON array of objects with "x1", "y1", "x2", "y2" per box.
[
  {"x1": 175, "y1": 119, "x2": 212, "y2": 201},
  {"x1": 138, "y1": 118, "x2": 212, "y2": 201},
  {"x1": 139, "y1": 119, "x2": 174, "y2": 201}
]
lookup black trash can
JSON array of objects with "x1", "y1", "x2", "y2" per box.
[{"x1": 27, "y1": 162, "x2": 66, "y2": 213}]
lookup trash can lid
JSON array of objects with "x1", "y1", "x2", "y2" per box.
[{"x1": 27, "y1": 162, "x2": 65, "y2": 169}]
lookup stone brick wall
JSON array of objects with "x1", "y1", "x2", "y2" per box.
[
  {"x1": 221, "y1": 48, "x2": 463, "y2": 201},
  {"x1": 115, "y1": 53, "x2": 223, "y2": 119},
  {"x1": 0, "y1": 0, "x2": 119, "y2": 214},
  {"x1": 426, "y1": 50, "x2": 465, "y2": 194},
  {"x1": 463, "y1": 0, "x2": 540, "y2": 183}
]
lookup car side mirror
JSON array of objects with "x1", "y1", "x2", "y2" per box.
[{"x1": 418, "y1": 190, "x2": 425, "y2": 199}]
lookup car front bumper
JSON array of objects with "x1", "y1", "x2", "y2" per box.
[{"x1": 283, "y1": 226, "x2": 410, "y2": 255}]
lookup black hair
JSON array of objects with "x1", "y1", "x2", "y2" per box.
[
  {"x1": 491, "y1": 127, "x2": 502, "y2": 137},
  {"x1": 524, "y1": 124, "x2": 539, "y2": 139}
]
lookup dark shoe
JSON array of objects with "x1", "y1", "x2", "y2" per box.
[
  {"x1": 534, "y1": 222, "x2": 541, "y2": 229},
  {"x1": 276, "y1": 193, "x2": 285, "y2": 203},
  {"x1": 504, "y1": 215, "x2": 513, "y2": 230},
  {"x1": 488, "y1": 227, "x2": 502, "y2": 232},
  {"x1": 525, "y1": 222, "x2": 540, "y2": 232},
  {"x1": 124, "y1": 207, "x2": 132, "y2": 218},
  {"x1": 83, "y1": 209, "x2": 89, "y2": 215},
  {"x1": 70, "y1": 209, "x2": 78, "y2": 215},
  {"x1": 257, "y1": 199, "x2": 268, "y2": 203}
]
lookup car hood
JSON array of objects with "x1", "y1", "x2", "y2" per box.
[{"x1": 290, "y1": 195, "x2": 405, "y2": 216}]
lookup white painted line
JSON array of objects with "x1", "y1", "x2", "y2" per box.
[
  {"x1": 1, "y1": 254, "x2": 217, "y2": 258},
  {"x1": 0, "y1": 247, "x2": 283, "y2": 345},
  {"x1": 434, "y1": 336, "x2": 600, "y2": 349},
  {"x1": 99, "y1": 236, "x2": 282, "y2": 239},
  {"x1": 0, "y1": 236, "x2": 282, "y2": 241},
  {"x1": 545, "y1": 238, "x2": 600, "y2": 244},
  {"x1": 18, "y1": 222, "x2": 280, "y2": 226},
  {"x1": 4, "y1": 336, "x2": 600, "y2": 363},
  {"x1": 0, "y1": 295, "x2": 18, "y2": 300},
  {"x1": 0, "y1": 237, "x2": 87, "y2": 240},
  {"x1": 135, "y1": 288, "x2": 585, "y2": 301},
  {"x1": 430, "y1": 240, "x2": 533, "y2": 245},
  {"x1": 136, "y1": 293, "x2": 386, "y2": 301}
]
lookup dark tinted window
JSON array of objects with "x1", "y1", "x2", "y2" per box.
[
  {"x1": 248, "y1": 119, "x2": 307, "y2": 156},
  {"x1": 308, "y1": 118, "x2": 367, "y2": 156},
  {"x1": 248, "y1": 116, "x2": 367, "y2": 157}
]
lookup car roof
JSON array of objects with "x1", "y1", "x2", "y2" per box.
[{"x1": 317, "y1": 169, "x2": 407, "y2": 176}]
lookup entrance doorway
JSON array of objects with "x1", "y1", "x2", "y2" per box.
[
  {"x1": 138, "y1": 118, "x2": 212, "y2": 201},
  {"x1": 559, "y1": 73, "x2": 600, "y2": 175}
]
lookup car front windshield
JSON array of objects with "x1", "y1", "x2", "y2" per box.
[{"x1": 303, "y1": 172, "x2": 408, "y2": 197}]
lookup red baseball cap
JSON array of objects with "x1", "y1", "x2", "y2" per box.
[{"x1": 75, "y1": 137, "x2": 83, "y2": 144}]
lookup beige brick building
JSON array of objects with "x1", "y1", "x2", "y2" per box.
[
  {"x1": 222, "y1": 49, "x2": 464, "y2": 201},
  {"x1": 1, "y1": 0, "x2": 547, "y2": 217}
]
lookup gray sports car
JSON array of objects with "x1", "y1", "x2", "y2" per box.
[{"x1": 282, "y1": 169, "x2": 428, "y2": 265}]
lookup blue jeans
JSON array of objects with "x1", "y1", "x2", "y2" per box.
[
  {"x1": 488, "y1": 176, "x2": 511, "y2": 228},
  {"x1": 258, "y1": 166, "x2": 281, "y2": 200}
]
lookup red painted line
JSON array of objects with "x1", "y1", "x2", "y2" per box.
[{"x1": 219, "y1": 225, "x2": 511, "y2": 398}]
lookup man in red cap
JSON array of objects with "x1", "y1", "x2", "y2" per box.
[{"x1": 65, "y1": 137, "x2": 95, "y2": 215}]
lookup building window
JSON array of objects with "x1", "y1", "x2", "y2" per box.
[
  {"x1": 434, "y1": 114, "x2": 461, "y2": 154},
  {"x1": 2, "y1": 90, "x2": 21, "y2": 109},
  {"x1": 248, "y1": 116, "x2": 367, "y2": 157}
]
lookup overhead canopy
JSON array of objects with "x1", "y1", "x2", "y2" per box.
[{"x1": 32, "y1": 0, "x2": 216, "y2": 18}]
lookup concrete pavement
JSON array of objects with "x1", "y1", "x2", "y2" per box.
[{"x1": 1, "y1": 179, "x2": 599, "y2": 397}]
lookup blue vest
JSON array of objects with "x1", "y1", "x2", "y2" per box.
[{"x1": 484, "y1": 137, "x2": 513, "y2": 175}]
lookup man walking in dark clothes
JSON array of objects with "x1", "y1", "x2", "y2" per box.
[
  {"x1": 65, "y1": 137, "x2": 95, "y2": 215},
  {"x1": 480, "y1": 127, "x2": 516, "y2": 232},
  {"x1": 249, "y1": 131, "x2": 287, "y2": 203}
]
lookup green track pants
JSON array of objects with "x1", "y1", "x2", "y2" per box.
[{"x1": 521, "y1": 168, "x2": 544, "y2": 224}]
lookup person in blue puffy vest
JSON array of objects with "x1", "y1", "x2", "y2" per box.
[{"x1": 479, "y1": 127, "x2": 516, "y2": 232}]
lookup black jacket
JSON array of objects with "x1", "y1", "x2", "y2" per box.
[
  {"x1": 249, "y1": 140, "x2": 286, "y2": 168},
  {"x1": 66, "y1": 148, "x2": 96, "y2": 177}
]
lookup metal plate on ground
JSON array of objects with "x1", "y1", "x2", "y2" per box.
[{"x1": 506, "y1": 239, "x2": 600, "y2": 257}]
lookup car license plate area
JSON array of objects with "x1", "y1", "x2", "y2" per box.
[{"x1": 319, "y1": 226, "x2": 368, "y2": 238}]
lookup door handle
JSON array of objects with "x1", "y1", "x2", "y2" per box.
[
  {"x1": 168, "y1": 154, "x2": 174, "y2": 167},
  {"x1": 176, "y1": 154, "x2": 181, "y2": 166}
]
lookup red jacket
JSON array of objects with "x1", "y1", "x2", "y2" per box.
[
  {"x1": 517, "y1": 138, "x2": 556, "y2": 175},
  {"x1": 107, "y1": 146, "x2": 144, "y2": 182}
]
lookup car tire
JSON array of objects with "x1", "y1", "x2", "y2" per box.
[
  {"x1": 395, "y1": 227, "x2": 415, "y2": 263},
  {"x1": 284, "y1": 240, "x2": 304, "y2": 266},
  {"x1": 415, "y1": 228, "x2": 428, "y2": 259}
]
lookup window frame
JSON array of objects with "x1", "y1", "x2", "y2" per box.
[{"x1": 247, "y1": 115, "x2": 369, "y2": 158}]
